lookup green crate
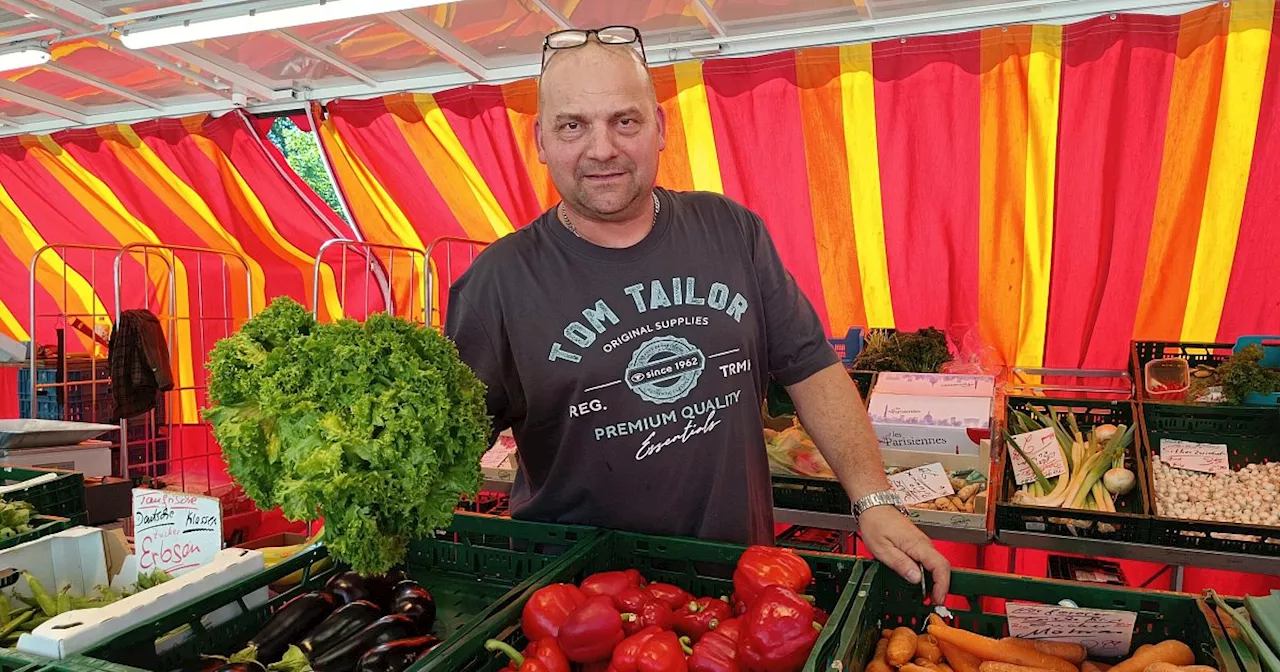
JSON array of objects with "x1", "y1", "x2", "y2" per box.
[
  {"x1": 421, "y1": 530, "x2": 864, "y2": 672},
  {"x1": 81, "y1": 513, "x2": 596, "y2": 671},
  {"x1": 840, "y1": 562, "x2": 1242, "y2": 672},
  {"x1": 0, "y1": 516, "x2": 72, "y2": 552},
  {"x1": 0, "y1": 649, "x2": 56, "y2": 672},
  {"x1": 996, "y1": 396, "x2": 1151, "y2": 542},
  {"x1": 1142, "y1": 401, "x2": 1280, "y2": 556},
  {"x1": 0, "y1": 468, "x2": 87, "y2": 525}
]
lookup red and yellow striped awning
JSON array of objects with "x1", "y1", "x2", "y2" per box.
[{"x1": 316, "y1": 0, "x2": 1280, "y2": 369}]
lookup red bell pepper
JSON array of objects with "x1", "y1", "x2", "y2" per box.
[
  {"x1": 523, "y1": 584, "x2": 588, "y2": 641},
  {"x1": 645, "y1": 583, "x2": 694, "y2": 610},
  {"x1": 813, "y1": 607, "x2": 829, "y2": 627},
  {"x1": 615, "y1": 587, "x2": 652, "y2": 613},
  {"x1": 673, "y1": 597, "x2": 733, "y2": 642},
  {"x1": 557, "y1": 595, "x2": 633, "y2": 663},
  {"x1": 736, "y1": 586, "x2": 822, "y2": 672},
  {"x1": 581, "y1": 570, "x2": 647, "y2": 600},
  {"x1": 606, "y1": 626, "x2": 691, "y2": 672},
  {"x1": 688, "y1": 618, "x2": 742, "y2": 672},
  {"x1": 486, "y1": 638, "x2": 571, "y2": 672},
  {"x1": 732, "y1": 546, "x2": 812, "y2": 608},
  {"x1": 582, "y1": 663, "x2": 610, "y2": 672},
  {"x1": 624, "y1": 598, "x2": 675, "y2": 636}
]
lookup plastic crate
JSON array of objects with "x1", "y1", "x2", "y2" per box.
[
  {"x1": 1132, "y1": 340, "x2": 1280, "y2": 407},
  {"x1": 777, "y1": 525, "x2": 845, "y2": 553},
  {"x1": 1142, "y1": 402, "x2": 1280, "y2": 555},
  {"x1": 772, "y1": 474, "x2": 849, "y2": 514},
  {"x1": 0, "y1": 650, "x2": 143, "y2": 672},
  {"x1": 839, "y1": 562, "x2": 1242, "y2": 672},
  {"x1": 996, "y1": 396, "x2": 1151, "y2": 543},
  {"x1": 0, "y1": 515, "x2": 72, "y2": 552},
  {"x1": 83, "y1": 513, "x2": 596, "y2": 671},
  {"x1": 766, "y1": 370, "x2": 875, "y2": 418},
  {"x1": 421, "y1": 530, "x2": 863, "y2": 672},
  {"x1": 0, "y1": 467, "x2": 87, "y2": 524}
]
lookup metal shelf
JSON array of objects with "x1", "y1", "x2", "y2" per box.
[
  {"x1": 774, "y1": 507, "x2": 993, "y2": 545},
  {"x1": 998, "y1": 530, "x2": 1280, "y2": 577}
]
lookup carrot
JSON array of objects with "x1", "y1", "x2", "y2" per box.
[
  {"x1": 889, "y1": 627, "x2": 921, "y2": 666},
  {"x1": 936, "y1": 665, "x2": 955, "y2": 672},
  {"x1": 1141, "y1": 664, "x2": 1217, "y2": 672},
  {"x1": 939, "y1": 639, "x2": 983, "y2": 672},
  {"x1": 928, "y1": 621, "x2": 1078, "y2": 672},
  {"x1": 979, "y1": 664, "x2": 1058, "y2": 672},
  {"x1": 867, "y1": 638, "x2": 893, "y2": 672},
  {"x1": 915, "y1": 659, "x2": 940, "y2": 669},
  {"x1": 1081, "y1": 663, "x2": 1112, "y2": 672},
  {"x1": 885, "y1": 628, "x2": 897, "y2": 638},
  {"x1": 1107, "y1": 641, "x2": 1194, "y2": 672},
  {"x1": 1000, "y1": 637, "x2": 1088, "y2": 665},
  {"x1": 917, "y1": 636, "x2": 944, "y2": 663},
  {"x1": 902, "y1": 665, "x2": 937, "y2": 672}
]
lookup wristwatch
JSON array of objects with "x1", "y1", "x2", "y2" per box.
[{"x1": 852, "y1": 490, "x2": 909, "y2": 518}]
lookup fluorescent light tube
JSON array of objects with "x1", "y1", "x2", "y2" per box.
[
  {"x1": 120, "y1": 0, "x2": 460, "y2": 49},
  {"x1": 0, "y1": 47, "x2": 50, "y2": 72}
]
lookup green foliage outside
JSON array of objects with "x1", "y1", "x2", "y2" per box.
[{"x1": 267, "y1": 117, "x2": 348, "y2": 223}]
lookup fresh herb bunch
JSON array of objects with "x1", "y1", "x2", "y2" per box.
[
  {"x1": 1218, "y1": 344, "x2": 1280, "y2": 404},
  {"x1": 851, "y1": 327, "x2": 953, "y2": 373},
  {"x1": 204, "y1": 297, "x2": 491, "y2": 575}
]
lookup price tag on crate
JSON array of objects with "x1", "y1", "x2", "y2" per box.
[
  {"x1": 887, "y1": 463, "x2": 955, "y2": 506},
  {"x1": 1160, "y1": 439, "x2": 1230, "y2": 474},
  {"x1": 1010, "y1": 427, "x2": 1067, "y2": 485},
  {"x1": 131, "y1": 488, "x2": 222, "y2": 577},
  {"x1": 1006, "y1": 603, "x2": 1137, "y2": 658}
]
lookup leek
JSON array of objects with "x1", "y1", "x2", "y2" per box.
[
  {"x1": 1211, "y1": 590, "x2": 1280, "y2": 672},
  {"x1": 1245, "y1": 591, "x2": 1280, "y2": 658},
  {"x1": 1005, "y1": 429, "x2": 1052, "y2": 492}
]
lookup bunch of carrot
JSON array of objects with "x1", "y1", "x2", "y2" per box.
[{"x1": 864, "y1": 615, "x2": 1217, "y2": 672}]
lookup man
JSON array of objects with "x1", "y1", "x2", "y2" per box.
[{"x1": 446, "y1": 26, "x2": 950, "y2": 601}]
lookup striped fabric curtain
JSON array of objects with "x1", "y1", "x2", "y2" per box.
[{"x1": 316, "y1": 0, "x2": 1280, "y2": 368}]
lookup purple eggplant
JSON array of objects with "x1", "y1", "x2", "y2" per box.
[
  {"x1": 246, "y1": 591, "x2": 336, "y2": 663},
  {"x1": 356, "y1": 635, "x2": 441, "y2": 672},
  {"x1": 390, "y1": 595, "x2": 435, "y2": 634},
  {"x1": 364, "y1": 570, "x2": 408, "y2": 609},
  {"x1": 300, "y1": 600, "x2": 383, "y2": 659},
  {"x1": 212, "y1": 663, "x2": 267, "y2": 672},
  {"x1": 389, "y1": 581, "x2": 429, "y2": 605},
  {"x1": 325, "y1": 572, "x2": 374, "y2": 606},
  {"x1": 310, "y1": 614, "x2": 418, "y2": 672}
]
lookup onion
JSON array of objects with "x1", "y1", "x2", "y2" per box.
[
  {"x1": 1093, "y1": 424, "x2": 1119, "y2": 443},
  {"x1": 1103, "y1": 467, "x2": 1136, "y2": 495}
]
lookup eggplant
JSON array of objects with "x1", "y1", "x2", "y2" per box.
[
  {"x1": 364, "y1": 570, "x2": 408, "y2": 609},
  {"x1": 389, "y1": 581, "x2": 429, "y2": 605},
  {"x1": 300, "y1": 600, "x2": 383, "y2": 659},
  {"x1": 356, "y1": 635, "x2": 441, "y2": 672},
  {"x1": 391, "y1": 594, "x2": 436, "y2": 634},
  {"x1": 325, "y1": 572, "x2": 374, "y2": 606},
  {"x1": 247, "y1": 591, "x2": 337, "y2": 663},
  {"x1": 310, "y1": 615, "x2": 418, "y2": 672}
]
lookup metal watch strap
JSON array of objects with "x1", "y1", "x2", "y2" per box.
[{"x1": 852, "y1": 490, "x2": 909, "y2": 517}]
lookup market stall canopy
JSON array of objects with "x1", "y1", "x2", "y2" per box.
[{"x1": 0, "y1": 0, "x2": 1211, "y2": 137}]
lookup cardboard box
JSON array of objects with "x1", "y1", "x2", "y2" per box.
[
  {"x1": 874, "y1": 372, "x2": 996, "y2": 398},
  {"x1": 868, "y1": 393, "x2": 992, "y2": 455},
  {"x1": 2, "y1": 441, "x2": 112, "y2": 477},
  {"x1": 7, "y1": 527, "x2": 265, "y2": 659},
  {"x1": 884, "y1": 439, "x2": 992, "y2": 531}
]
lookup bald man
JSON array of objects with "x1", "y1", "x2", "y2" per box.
[{"x1": 447, "y1": 30, "x2": 950, "y2": 601}]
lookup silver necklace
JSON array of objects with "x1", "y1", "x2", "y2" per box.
[{"x1": 559, "y1": 193, "x2": 659, "y2": 240}]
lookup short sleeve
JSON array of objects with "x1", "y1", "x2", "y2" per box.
[
  {"x1": 445, "y1": 288, "x2": 511, "y2": 443},
  {"x1": 748, "y1": 213, "x2": 840, "y2": 386}
]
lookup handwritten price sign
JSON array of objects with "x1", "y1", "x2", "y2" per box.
[
  {"x1": 1010, "y1": 427, "x2": 1067, "y2": 485},
  {"x1": 1160, "y1": 439, "x2": 1230, "y2": 474},
  {"x1": 132, "y1": 489, "x2": 222, "y2": 577},
  {"x1": 887, "y1": 463, "x2": 955, "y2": 506},
  {"x1": 1006, "y1": 603, "x2": 1137, "y2": 658}
]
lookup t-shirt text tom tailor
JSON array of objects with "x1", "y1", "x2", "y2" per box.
[{"x1": 445, "y1": 188, "x2": 838, "y2": 545}]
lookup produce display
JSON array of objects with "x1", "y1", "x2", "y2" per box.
[
  {"x1": 861, "y1": 615, "x2": 1216, "y2": 672},
  {"x1": 492, "y1": 545, "x2": 829, "y2": 672},
  {"x1": 1005, "y1": 408, "x2": 1138, "y2": 532},
  {"x1": 852, "y1": 328, "x2": 953, "y2": 374},
  {"x1": 204, "y1": 297, "x2": 491, "y2": 575},
  {"x1": 901, "y1": 471, "x2": 987, "y2": 514},
  {"x1": 203, "y1": 570, "x2": 440, "y2": 672},
  {"x1": 1209, "y1": 589, "x2": 1280, "y2": 671},
  {"x1": 1178, "y1": 345, "x2": 1279, "y2": 404},
  {"x1": 0, "y1": 569, "x2": 172, "y2": 645},
  {"x1": 0, "y1": 498, "x2": 37, "y2": 540},
  {"x1": 763, "y1": 418, "x2": 834, "y2": 479},
  {"x1": 1151, "y1": 457, "x2": 1280, "y2": 531}
]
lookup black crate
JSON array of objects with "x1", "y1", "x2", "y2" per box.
[
  {"x1": 771, "y1": 474, "x2": 849, "y2": 514},
  {"x1": 1142, "y1": 401, "x2": 1280, "y2": 555},
  {"x1": 1130, "y1": 340, "x2": 1279, "y2": 408},
  {"x1": 766, "y1": 369, "x2": 874, "y2": 417},
  {"x1": 777, "y1": 525, "x2": 845, "y2": 553},
  {"x1": 996, "y1": 396, "x2": 1151, "y2": 542}
]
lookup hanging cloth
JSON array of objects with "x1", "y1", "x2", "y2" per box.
[{"x1": 108, "y1": 309, "x2": 174, "y2": 421}]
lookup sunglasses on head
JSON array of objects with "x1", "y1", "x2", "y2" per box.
[{"x1": 541, "y1": 25, "x2": 646, "y2": 72}]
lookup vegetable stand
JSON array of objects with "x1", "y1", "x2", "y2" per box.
[
  {"x1": 422, "y1": 529, "x2": 865, "y2": 672},
  {"x1": 841, "y1": 562, "x2": 1243, "y2": 672},
  {"x1": 72, "y1": 514, "x2": 596, "y2": 671}
]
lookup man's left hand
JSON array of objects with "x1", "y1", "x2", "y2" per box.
[{"x1": 857, "y1": 505, "x2": 951, "y2": 604}]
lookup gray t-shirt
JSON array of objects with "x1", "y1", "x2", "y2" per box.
[{"x1": 446, "y1": 188, "x2": 838, "y2": 544}]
